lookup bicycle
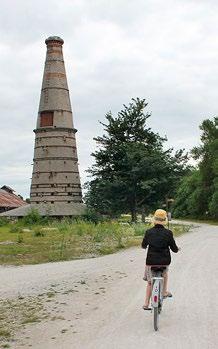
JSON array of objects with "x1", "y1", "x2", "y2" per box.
[{"x1": 151, "y1": 266, "x2": 166, "y2": 331}]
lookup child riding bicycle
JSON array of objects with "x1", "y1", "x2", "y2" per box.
[{"x1": 141, "y1": 209, "x2": 179, "y2": 310}]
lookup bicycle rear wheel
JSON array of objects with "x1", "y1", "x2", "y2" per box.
[{"x1": 153, "y1": 307, "x2": 159, "y2": 331}]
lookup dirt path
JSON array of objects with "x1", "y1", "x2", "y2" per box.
[{"x1": 0, "y1": 223, "x2": 217, "y2": 349}]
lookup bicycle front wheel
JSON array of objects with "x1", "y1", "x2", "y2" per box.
[{"x1": 153, "y1": 307, "x2": 159, "y2": 331}]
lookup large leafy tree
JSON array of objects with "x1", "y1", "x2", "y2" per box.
[
  {"x1": 173, "y1": 170, "x2": 203, "y2": 217},
  {"x1": 86, "y1": 98, "x2": 189, "y2": 221},
  {"x1": 173, "y1": 117, "x2": 218, "y2": 219}
]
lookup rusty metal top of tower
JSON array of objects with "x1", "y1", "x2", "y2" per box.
[{"x1": 45, "y1": 36, "x2": 64, "y2": 45}]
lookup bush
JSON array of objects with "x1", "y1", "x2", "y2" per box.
[
  {"x1": 10, "y1": 226, "x2": 21, "y2": 233},
  {"x1": 22, "y1": 208, "x2": 42, "y2": 225},
  {"x1": 33, "y1": 228, "x2": 45, "y2": 237},
  {"x1": 209, "y1": 184, "x2": 218, "y2": 219},
  {"x1": 17, "y1": 234, "x2": 24, "y2": 243},
  {"x1": 82, "y1": 208, "x2": 103, "y2": 224},
  {"x1": 0, "y1": 217, "x2": 8, "y2": 227}
]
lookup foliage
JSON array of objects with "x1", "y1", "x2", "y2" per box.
[
  {"x1": 85, "y1": 98, "x2": 189, "y2": 221},
  {"x1": 9, "y1": 226, "x2": 21, "y2": 233},
  {"x1": 209, "y1": 183, "x2": 218, "y2": 218},
  {"x1": 0, "y1": 218, "x2": 8, "y2": 227},
  {"x1": 131, "y1": 223, "x2": 150, "y2": 236},
  {"x1": 21, "y1": 208, "x2": 43, "y2": 225},
  {"x1": 173, "y1": 117, "x2": 218, "y2": 219},
  {"x1": 17, "y1": 234, "x2": 24, "y2": 244},
  {"x1": 173, "y1": 170, "x2": 202, "y2": 217},
  {"x1": 33, "y1": 228, "x2": 45, "y2": 237},
  {"x1": 82, "y1": 208, "x2": 103, "y2": 224}
]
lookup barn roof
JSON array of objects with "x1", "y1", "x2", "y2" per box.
[
  {"x1": 0, "y1": 202, "x2": 86, "y2": 217},
  {"x1": 0, "y1": 188, "x2": 27, "y2": 208}
]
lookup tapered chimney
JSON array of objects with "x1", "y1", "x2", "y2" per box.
[{"x1": 30, "y1": 36, "x2": 83, "y2": 212}]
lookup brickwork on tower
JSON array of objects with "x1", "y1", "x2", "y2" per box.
[{"x1": 30, "y1": 36, "x2": 83, "y2": 206}]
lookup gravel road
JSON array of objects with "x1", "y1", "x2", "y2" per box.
[{"x1": 0, "y1": 222, "x2": 217, "y2": 349}]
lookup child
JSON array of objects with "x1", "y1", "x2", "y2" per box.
[{"x1": 141, "y1": 209, "x2": 179, "y2": 310}]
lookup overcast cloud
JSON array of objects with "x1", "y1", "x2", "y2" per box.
[{"x1": 0, "y1": 0, "x2": 218, "y2": 198}]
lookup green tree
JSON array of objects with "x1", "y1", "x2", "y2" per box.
[
  {"x1": 173, "y1": 170, "x2": 203, "y2": 218},
  {"x1": 173, "y1": 117, "x2": 218, "y2": 219},
  {"x1": 86, "y1": 98, "x2": 189, "y2": 221}
]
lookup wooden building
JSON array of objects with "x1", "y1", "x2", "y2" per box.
[{"x1": 0, "y1": 186, "x2": 27, "y2": 213}]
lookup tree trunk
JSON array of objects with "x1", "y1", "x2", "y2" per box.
[
  {"x1": 141, "y1": 206, "x2": 146, "y2": 223},
  {"x1": 131, "y1": 208, "x2": 137, "y2": 223},
  {"x1": 131, "y1": 190, "x2": 137, "y2": 222}
]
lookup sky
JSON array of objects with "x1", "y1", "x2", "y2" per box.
[{"x1": 0, "y1": 0, "x2": 218, "y2": 198}]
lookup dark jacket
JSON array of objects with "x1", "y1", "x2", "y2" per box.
[{"x1": 141, "y1": 224, "x2": 179, "y2": 265}]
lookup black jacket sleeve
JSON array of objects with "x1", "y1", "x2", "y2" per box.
[
  {"x1": 141, "y1": 231, "x2": 148, "y2": 249},
  {"x1": 168, "y1": 231, "x2": 179, "y2": 253}
]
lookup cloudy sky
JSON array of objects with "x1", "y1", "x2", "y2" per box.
[{"x1": 0, "y1": 0, "x2": 217, "y2": 198}]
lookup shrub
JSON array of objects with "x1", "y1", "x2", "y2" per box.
[
  {"x1": 0, "y1": 217, "x2": 8, "y2": 227},
  {"x1": 10, "y1": 226, "x2": 21, "y2": 233},
  {"x1": 82, "y1": 208, "x2": 103, "y2": 224},
  {"x1": 33, "y1": 229, "x2": 45, "y2": 237},
  {"x1": 17, "y1": 234, "x2": 24, "y2": 243},
  {"x1": 22, "y1": 208, "x2": 42, "y2": 225}
]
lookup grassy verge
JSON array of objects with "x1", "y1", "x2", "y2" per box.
[{"x1": 0, "y1": 219, "x2": 191, "y2": 266}]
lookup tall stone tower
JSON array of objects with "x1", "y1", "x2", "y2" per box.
[{"x1": 30, "y1": 36, "x2": 84, "y2": 215}]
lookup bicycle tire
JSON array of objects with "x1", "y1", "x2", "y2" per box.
[
  {"x1": 153, "y1": 307, "x2": 159, "y2": 331},
  {"x1": 158, "y1": 299, "x2": 163, "y2": 314}
]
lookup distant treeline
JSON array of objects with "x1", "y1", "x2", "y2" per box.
[{"x1": 173, "y1": 117, "x2": 218, "y2": 220}]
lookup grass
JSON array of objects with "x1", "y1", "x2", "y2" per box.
[
  {"x1": 169, "y1": 223, "x2": 192, "y2": 236},
  {"x1": 177, "y1": 217, "x2": 218, "y2": 226},
  {"x1": 21, "y1": 315, "x2": 41, "y2": 325},
  {"x1": 0, "y1": 218, "x2": 191, "y2": 266},
  {"x1": 0, "y1": 329, "x2": 11, "y2": 339}
]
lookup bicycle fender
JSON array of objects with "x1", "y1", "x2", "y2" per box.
[{"x1": 152, "y1": 279, "x2": 159, "y2": 308}]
